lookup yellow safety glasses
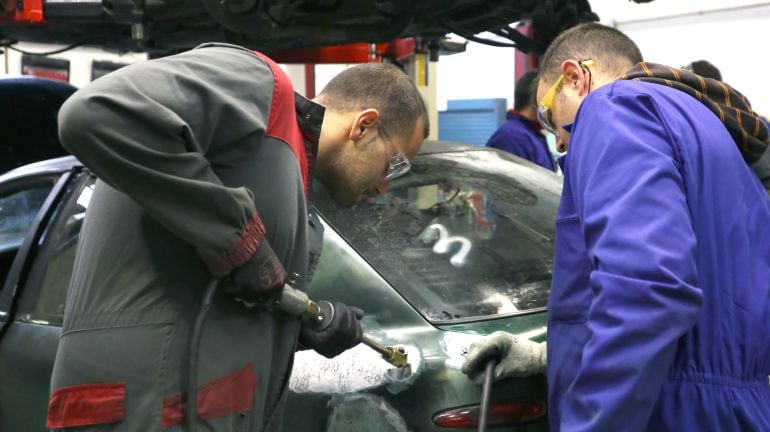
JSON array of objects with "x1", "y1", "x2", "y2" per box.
[{"x1": 536, "y1": 59, "x2": 595, "y2": 135}]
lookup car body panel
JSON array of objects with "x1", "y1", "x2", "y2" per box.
[
  {"x1": 0, "y1": 322, "x2": 61, "y2": 430},
  {"x1": 439, "y1": 312, "x2": 548, "y2": 342}
]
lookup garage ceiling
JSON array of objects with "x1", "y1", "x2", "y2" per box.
[{"x1": 0, "y1": 0, "x2": 607, "y2": 55}]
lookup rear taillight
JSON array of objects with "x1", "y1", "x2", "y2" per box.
[{"x1": 432, "y1": 401, "x2": 546, "y2": 428}]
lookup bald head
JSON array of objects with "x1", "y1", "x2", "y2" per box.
[{"x1": 316, "y1": 62, "x2": 429, "y2": 142}]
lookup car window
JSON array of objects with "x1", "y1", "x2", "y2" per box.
[
  {"x1": 316, "y1": 150, "x2": 558, "y2": 323},
  {"x1": 0, "y1": 176, "x2": 58, "y2": 290},
  {"x1": 308, "y1": 217, "x2": 426, "y2": 330},
  {"x1": 0, "y1": 180, "x2": 56, "y2": 252},
  {"x1": 15, "y1": 174, "x2": 94, "y2": 325}
]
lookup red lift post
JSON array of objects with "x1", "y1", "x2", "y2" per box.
[
  {"x1": 268, "y1": 38, "x2": 419, "y2": 99},
  {"x1": 514, "y1": 22, "x2": 538, "y2": 80}
]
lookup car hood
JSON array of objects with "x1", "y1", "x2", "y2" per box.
[{"x1": 0, "y1": 77, "x2": 76, "y2": 173}]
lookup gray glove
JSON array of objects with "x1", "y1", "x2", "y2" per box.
[
  {"x1": 461, "y1": 331, "x2": 546, "y2": 384},
  {"x1": 299, "y1": 302, "x2": 364, "y2": 358}
]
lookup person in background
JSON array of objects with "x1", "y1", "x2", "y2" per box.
[
  {"x1": 685, "y1": 59, "x2": 770, "y2": 190},
  {"x1": 464, "y1": 23, "x2": 770, "y2": 431},
  {"x1": 486, "y1": 71, "x2": 555, "y2": 171},
  {"x1": 687, "y1": 59, "x2": 770, "y2": 128},
  {"x1": 683, "y1": 59, "x2": 722, "y2": 81}
]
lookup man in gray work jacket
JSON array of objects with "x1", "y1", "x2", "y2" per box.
[{"x1": 46, "y1": 43, "x2": 428, "y2": 431}]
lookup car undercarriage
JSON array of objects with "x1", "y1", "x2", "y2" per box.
[{"x1": 0, "y1": 0, "x2": 612, "y2": 55}]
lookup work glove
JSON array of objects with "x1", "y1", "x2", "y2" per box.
[
  {"x1": 461, "y1": 331, "x2": 546, "y2": 384},
  {"x1": 222, "y1": 243, "x2": 286, "y2": 305},
  {"x1": 299, "y1": 302, "x2": 364, "y2": 358}
]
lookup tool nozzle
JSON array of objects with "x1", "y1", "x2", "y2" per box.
[
  {"x1": 362, "y1": 335, "x2": 410, "y2": 369},
  {"x1": 301, "y1": 300, "x2": 320, "y2": 321},
  {"x1": 381, "y1": 346, "x2": 409, "y2": 368}
]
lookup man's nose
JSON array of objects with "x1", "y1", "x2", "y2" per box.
[
  {"x1": 373, "y1": 179, "x2": 390, "y2": 196},
  {"x1": 556, "y1": 134, "x2": 569, "y2": 153}
]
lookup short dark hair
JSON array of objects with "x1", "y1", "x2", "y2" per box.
[
  {"x1": 514, "y1": 71, "x2": 538, "y2": 111},
  {"x1": 685, "y1": 60, "x2": 722, "y2": 81},
  {"x1": 317, "y1": 63, "x2": 429, "y2": 140},
  {"x1": 538, "y1": 22, "x2": 643, "y2": 83}
]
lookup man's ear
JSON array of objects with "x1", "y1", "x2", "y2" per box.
[
  {"x1": 561, "y1": 60, "x2": 591, "y2": 96},
  {"x1": 349, "y1": 108, "x2": 380, "y2": 143}
]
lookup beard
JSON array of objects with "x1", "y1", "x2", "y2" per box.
[
  {"x1": 327, "y1": 181, "x2": 359, "y2": 208},
  {"x1": 316, "y1": 155, "x2": 361, "y2": 208}
]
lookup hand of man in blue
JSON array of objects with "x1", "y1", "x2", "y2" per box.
[{"x1": 462, "y1": 331, "x2": 546, "y2": 384}]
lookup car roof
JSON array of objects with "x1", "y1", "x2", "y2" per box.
[
  {"x1": 0, "y1": 156, "x2": 80, "y2": 184},
  {"x1": 418, "y1": 140, "x2": 485, "y2": 155},
  {"x1": 419, "y1": 140, "x2": 559, "y2": 176},
  {"x1": 1, "y1": 141, "x2": 552, "y2": 184},
  {"x1": 417, "y1": 140, "x2": 563, "y2": 196}
]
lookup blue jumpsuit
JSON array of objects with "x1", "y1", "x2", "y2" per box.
[
  {"x1": 486, "y1": 111, "x2": 555, "y2": 171},
  {"x1": 548, "y1": 80, "x2": 770, "y2": 431}
]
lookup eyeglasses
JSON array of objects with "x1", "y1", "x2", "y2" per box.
[
  {"x1": 385, "y1": 150, "x2": 411, "y2": 181},
  {"x1": 536, "y1": 59, "x2": 595, "y2": 135},
  {"x1": 378, "y1": 123, "x2": 411, "y2": 181}
]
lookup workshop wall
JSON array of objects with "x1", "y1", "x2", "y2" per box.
[
  {"x1": 435, "y1": 0, "x2": 770, "y2": 119},
  {"x1": 1, "y1": 42, "x2": 147, "y2": 87},
  {"x1": 3, "y1": 1, "x2": 767, "y2": 121},
  {"x1": 592, "y1": 0, "x2": 770, "y2": 117}
]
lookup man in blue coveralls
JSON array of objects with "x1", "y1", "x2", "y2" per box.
[
  {"x1": 463, "y1": 23, "x2": 770, "y2": 431},
  {"x1": 486, "y1": 71, "x2": 555, "y2": 171}
]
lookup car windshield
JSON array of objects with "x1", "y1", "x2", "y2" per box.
[{"x1": 316, "y1": 149, "x2": 559, "y2": 323}]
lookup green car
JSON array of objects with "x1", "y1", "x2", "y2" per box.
[{"x1": 0, "y1": 137, "x2": 560, "y2": 431}]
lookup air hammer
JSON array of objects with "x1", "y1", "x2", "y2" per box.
[{"x1": 275, "y1": 280, "x2": 410, "y2": 370}]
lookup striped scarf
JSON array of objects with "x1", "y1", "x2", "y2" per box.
[{"x1": 621, "y1": 62, "x2": 769, "y2": 164}]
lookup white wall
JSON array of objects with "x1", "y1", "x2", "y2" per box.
[
  {"x1": 1, "y1": 42, "x2": 148, "y2": 87},
  {"x1": 1, "y1": 46, "x2": 322, "y2": 94},
  {"x1": 436, "y1": 36, "x2": 517, "y2": 111},
  {"x1": 434, "y1": 1, "x2": 770, "y2": 116},
  {"x1": 591, "y1": 0, "x2": 770, "y2": 116}
]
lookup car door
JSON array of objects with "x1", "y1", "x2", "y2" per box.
[{"x1": 0, "y1": 169, "x2": 94, "y2": 432}]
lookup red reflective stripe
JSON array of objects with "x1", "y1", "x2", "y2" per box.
[
  {"x1": 251, "y1": 51, "x2": 310, "y2": 197},
  {"x1": 162, "y1": 364, "x2": 257, "y2": 428},
  {"x1": 205, "y1": 211, "x2": 267, "y2": 277},
  {"x1": 162, "y1": 393, "x2": 185, "y2": 428},
  {"x1": 47, "y1": 382, "x2": 126, "y2": 429}
]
